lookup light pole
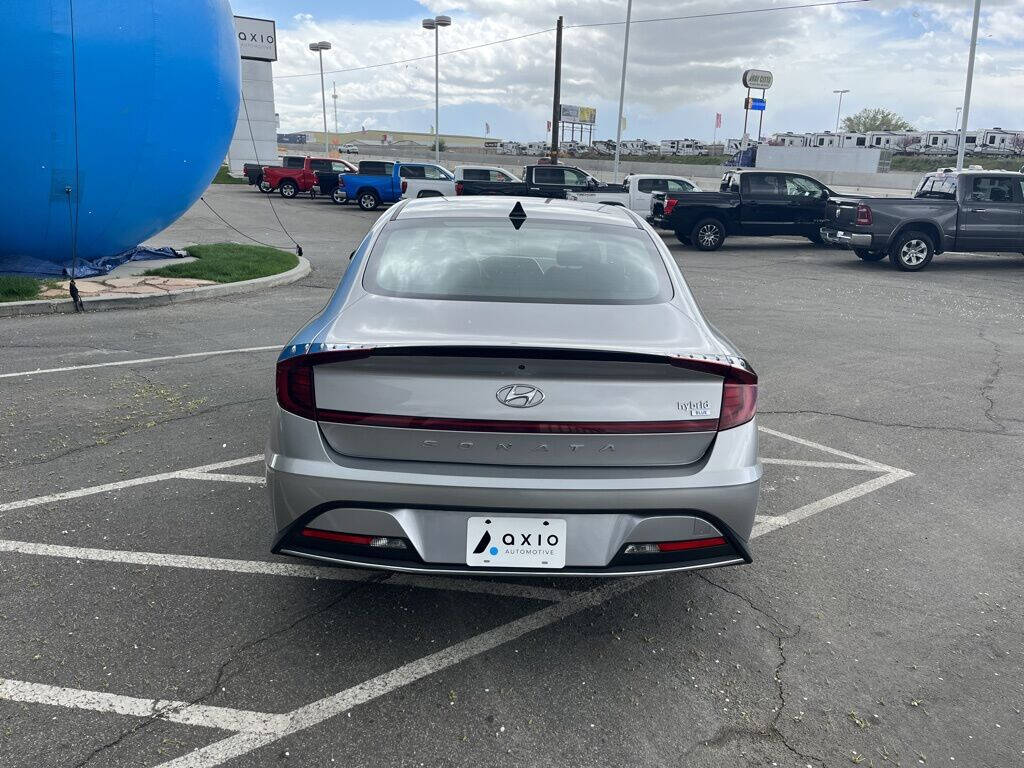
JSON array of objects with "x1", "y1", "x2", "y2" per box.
[
  {"x1": 308, "y1": 41, "x2": 332, "y2": 155},
  {"x1": 955, "y1": 0, "x2": 982, "y2": 171},
  {"x1": 332, "y1": 81, "x2": 338, "y2": 138},
  {"x1": 954, "y1": 106, "x2": 962, "y2": 129},
  {"x1": 833, "y1": 89, "x2": 850, "y2": 136},
  {"x1": 422, "y1": 15, "x2": 452, "y2": 163},
  {"x1": 612, "y1": 0, "x2": 633, "y2": 177}
]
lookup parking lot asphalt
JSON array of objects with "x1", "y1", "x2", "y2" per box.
[{"x1": 1, "y1": 184, "x2": 1022, "y2": 768}]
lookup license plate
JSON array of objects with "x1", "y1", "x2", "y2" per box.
[
  {"x1": 465, "y1": 516, "x2": 567, "y2": 569},
  {"x1": 836, "y1": 230, "x2": 846, "y2": 237}
]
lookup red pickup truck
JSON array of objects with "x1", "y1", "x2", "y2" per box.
[{"x1": 262, "y1": 156, "x2": 356, "y2": 199}]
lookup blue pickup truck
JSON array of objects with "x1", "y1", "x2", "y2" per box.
[{"x1": 334, "y1": 161, "x2": 457, "y2": 210}]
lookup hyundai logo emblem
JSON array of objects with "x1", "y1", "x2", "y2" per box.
[{"x1": 496, "y1": 384, "x2": 544, "y2": 408}]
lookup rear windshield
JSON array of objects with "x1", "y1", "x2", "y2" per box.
[
  {"x1": 362, "y1": 218, "x2": 672, "y2": 305},
  {"x1": 915, "y1": 175, "x2": 957, "y2": 199}
]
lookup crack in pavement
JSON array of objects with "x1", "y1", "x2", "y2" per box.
[
  {"x1": 978, "y1": 329, "x2": 1006, "y2": 434},
  {"x1": 70, "y1": 572, "x2": 391, "y2": 767},
  {"x1": 696, "y1": 574, "x2": 823, "y2": 766}
]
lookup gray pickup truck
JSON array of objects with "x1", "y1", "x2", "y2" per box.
[{"x1": 821, "y1": 169, "x2": 1024, "y2": 271}]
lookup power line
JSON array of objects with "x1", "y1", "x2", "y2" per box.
[
  {"x1": 568, "y1": 0, "x2": 870, "y2": 29},
  {"x1": 272, "y1": 0, "x2": 870, "y2": 82}
]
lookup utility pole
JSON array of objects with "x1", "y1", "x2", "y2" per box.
[
  {"x1": 956, "y1": 0, "x2": 982, "y2": 171},
  {"x1": 422, "y1": 15, "x2": 451, "y2": 163},
  {"x1": 550, "y1": 15, "x2": 563, "y2": 162},
  {"x1": 833, "y1": 89, "x2": 850, "y2": 134},
  {"x1": 308, "y1": 41, "x2": 332, "y2": 155},
  {"x1": 332, "y1": 81, "x2": 338, "y2": 139},
  {"x1": 612, "y1": 0, "x2": 633, "y2": 176}
]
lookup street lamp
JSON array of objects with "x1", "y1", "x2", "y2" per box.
[
  {"x1": 422, "y1": 15, "x2": 451, "y2": 163},
  {"x1": 309, "y1": 41, "x2": 332, "y2": 155},
  {"x1": 833, "y1": 89, "x2": 850, "y2": 136}
]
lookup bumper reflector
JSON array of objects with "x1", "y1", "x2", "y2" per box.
[
  {"x1": 624, "y1": 536, "x2": 727, "y2": 555},
  {"x1": 301, "y1": 528, "x2": 408, "y2": 550}
]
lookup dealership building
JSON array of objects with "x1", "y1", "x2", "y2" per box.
[{"x1": 226, "y1": 16, "x2": 278, "y2": 173}]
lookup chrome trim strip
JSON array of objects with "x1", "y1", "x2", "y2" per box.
[{"x1": 278, "y1": 549, "x2": 745, "y2": 579}]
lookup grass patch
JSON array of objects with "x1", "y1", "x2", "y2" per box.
[
  {"x1": 142, "y1": 243, "x2": 298, "y2": 283},
  {"x1": 0, "y1": 276, "x2": 43, "y2": 302},
  {"x1": 213, "y1": 164, "x2": 248, "y2": 184}
]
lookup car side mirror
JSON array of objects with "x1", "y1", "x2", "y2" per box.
[{"x1": 587, "y1": 177, "x2": 598, "y2": 190}]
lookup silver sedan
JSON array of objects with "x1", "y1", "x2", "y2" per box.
[{"x1": 266, "y1": 196, "x2": 760, "y2": 576}]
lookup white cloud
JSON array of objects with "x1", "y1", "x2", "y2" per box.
[{"x1": 264, "y1": 0, "x2": 1024, "y2": 140}]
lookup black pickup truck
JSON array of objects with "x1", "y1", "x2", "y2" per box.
[
  {"x1": 649, "y1": 169, "x2": 836, "y2": 250},
  {"x1": 821, "y1": 169, "x2": 1024, "y2": 271},
  {"x1": 455, "y1": 164, "x2": 621, "y2": 199}
]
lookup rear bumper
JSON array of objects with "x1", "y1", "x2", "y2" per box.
[
  {"x1": 820, "y1": 227, "x2": 874, "y2": 249},
  {"x1": 265, "y1": 409, "x2": 761, "y2": 577}
]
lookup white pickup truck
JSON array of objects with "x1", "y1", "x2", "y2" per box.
[{"x1": 567, "y1": 173, "x2": 701, "y2": 213}]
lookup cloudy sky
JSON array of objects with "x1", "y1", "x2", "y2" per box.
[{"x1": 232, "y1": 0, "x2": 1024, "y2": 142}]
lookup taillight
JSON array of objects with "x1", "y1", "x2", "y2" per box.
[
  {"x1": 275, "y1": 348, "x2": 375, "y2": 420},
  {"x1": 669, "y1": 355, "x2": 758, "y2": 431},
  {"x1": 855, "y1": 203, "x2": 872, "y2": 226},
  {"x1": 664, "y1": 198, "x2": 678, "y2": 216},
  {"x1": 455, "y1": 181, "x2": 464, "y2": 195},
  {"x1": 401, "y1": 180, "x2": 408, "y2": 194}
]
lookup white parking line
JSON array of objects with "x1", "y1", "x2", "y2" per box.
[
  {"x1": 0, "y1": 428, "x2": 914, "y2": 768},
  {"x1": 0, "y1": 346, "x2": 281, "y2": 380},
  {"x1": 0, "y1": 679, "x2": 288, "y2": 734},
  {"x1": 0, "y1": 539, "x2": 567, "y2": 603},
  {"x1": 0, "y1": 455, "x2": 263, "y2": 515}
]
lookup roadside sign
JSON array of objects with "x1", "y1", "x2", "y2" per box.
[
  {"x1": 745, "y1": 97, "x2": 767, "y2": 111},
  {"x1": 742, "y1": 69, "x2": 773, "y2": 89},
  {"x1": 234, "y1": 16, "x2": 277, "y2": 62}
]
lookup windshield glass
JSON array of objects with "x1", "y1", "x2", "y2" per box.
[{"x1": 363, "y1": 218, "x2": 672, "y2": 304}]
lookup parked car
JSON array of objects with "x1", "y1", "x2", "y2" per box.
[
  {"x1": 820, "y1": 169, "x2": 1024, "y2": 270},
  {"x1": 246, "y1": 156, "x2": 305, "y2": 192},
  {"x1": 267, "y1": 196, "x2": 760, "y2": 576},
  {"x1": 397, "y1": 162, "x2": 456, "y2": 198},
  {"x1": 649, "y1": 169, "x2": 836, "y2": 250},
  {"x1": 453, "y1": 165, "x2": 522, "y2": 183},
  {"x1": 337, "y1": 165, "x2": 406, "y2": 210},
  {"x1": 262, "y1": 156, "x2": 356, "y2": 199},
  {"x1": 339, "y1": 143, "x2": 360, "y2": 154},
  {"x1": 455, "y1": 164, "x2": 609, "y2": 199},
  {"x1": 567, "y1": 174, "x2": 700, "y2": 213}
]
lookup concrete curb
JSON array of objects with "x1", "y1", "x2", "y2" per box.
[{"x1": 0, "y1": 256, "x2": 311, "y2": 318}]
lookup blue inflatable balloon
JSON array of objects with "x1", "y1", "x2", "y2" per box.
[{"x1": 0, "y1": 0, "x2": 240, "y2": 276}]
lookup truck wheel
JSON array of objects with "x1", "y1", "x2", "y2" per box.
[
  {"x1": 806, "y1": 230, "x2": 825, "y2": 245},
  {"x1": 674, "y1": 231, "x2": 692, "y2": 246},
  {"x1": 358, "y1": 190, "x2": 381, "y2": 211},
  {"x1": 888, "y1": 230, "x2": 934, "y2": 271},
  {"x1": 854, "y1": 248, "x2": 886, "y2": 262},
  {"x1": 332, "y1": 188, "x2": 347, "y2": 205},
  {"x1": 279, "y1": 180, "x2": 298, "y2": 199},
  {"x1": 258, "y1": 180, "x2": 272, "y2": 193},
  {"x1": 691, "y1": 219, "x2": 726, "y2": 251}
]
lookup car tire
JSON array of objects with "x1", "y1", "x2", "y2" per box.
[
  {"x1": 331, "y1": 189, "x2": 347, "y2": 205},
  {"x1": 854, "y1": 248, "x2": 886, "y2": 262},
  {"x1": 674, "y1": 231, "x2": 692, "y2": 246},
  {"x1": 279, "y1": 180, "x2": 298, "y2": 199},
  {"x1": 358, "y1": 190, "x2": 381, "y2": 211},
  {"x1": 888, "y1": 230, "x2": 934, "y2": 271},
  {"x1": 258, "y1": 180, "x2": 272, "y2": 193},
  {"x1": 691, "y1": 218, "x2": 726, "y2": 251}
]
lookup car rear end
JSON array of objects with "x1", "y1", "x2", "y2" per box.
[
  {"x1": 820, "y1": 197, "x2": 877, "y2": 249},
  {"x1": 266, "y1": 198, "x2": 760, "y2": 576}
]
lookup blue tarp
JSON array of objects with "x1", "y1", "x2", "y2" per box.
[{"x1": 1, "y1": 246, "x2": 186, "y2": 279}]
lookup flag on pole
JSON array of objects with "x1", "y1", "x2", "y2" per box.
[
  {"x1": 485, "y1": 122, "x2": 490, "y2": 135},
  {"x1": 546, "y1": 120, "x2": 552, "y2": 132},
  {"x1": 715, "y1": 112, "x2": 722, "y2": 128}
]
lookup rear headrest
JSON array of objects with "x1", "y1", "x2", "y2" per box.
[
  {"x1": 556, "y1": 241, "x2": 589, "y2": 267},
  {"x1": 989, "y1": 187, "x2": 1007, "y2": 202}
]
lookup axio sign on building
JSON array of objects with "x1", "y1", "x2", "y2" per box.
[
  {"x1": 227, "y1": 16, "x2": 278, "y2": 173},
  {"x1": 235, "y1": 15, "x2": 276, "y2": 62}
]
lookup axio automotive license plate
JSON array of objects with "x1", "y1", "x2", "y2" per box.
[{"x1": 465, "y1": 516, "x2": 567, "y2": 569}]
